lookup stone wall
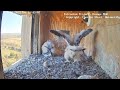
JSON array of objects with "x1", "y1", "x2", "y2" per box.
[{"x1": 83, "y1": 11, "x2": 120, "y2": 79}]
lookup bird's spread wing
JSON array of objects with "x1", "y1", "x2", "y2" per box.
[
  {"x1": 50, "y1": 30, "x2": 72, "y2": 45},
  {"x1": 74, "y1": 29, "x2": 93, "y2": 46}
]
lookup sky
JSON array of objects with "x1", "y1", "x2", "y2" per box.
[{"x1": 1, "y1": 11, "x2": 22, "y2": 33}]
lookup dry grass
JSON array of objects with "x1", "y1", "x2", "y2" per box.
[{"x1": 1, "y1": 33, "x2": 22, "y2": 69}]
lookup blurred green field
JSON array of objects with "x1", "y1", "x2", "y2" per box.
[{"x1": 1, "y1": 33, "x2": 22, "y2": 69}]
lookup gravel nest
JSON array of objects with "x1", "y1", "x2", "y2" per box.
[{"x1": 4, "y1": 54, "x2": 111, "y2": 79}]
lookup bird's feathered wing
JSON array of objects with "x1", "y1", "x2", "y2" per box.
[
  {"x1": 74, "y1": 29, "x2": 93, "y2": 46},
  {"x1": 50, "y1": 30, "x2": 72, "y2": 45}
]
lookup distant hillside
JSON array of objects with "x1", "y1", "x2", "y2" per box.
[{"x1": 1, "y1": 33, "x2": 21, "y2": 39}]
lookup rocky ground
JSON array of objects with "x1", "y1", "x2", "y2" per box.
[{"x1": 4, "y1": 54, "x2": 111, "y2": 79}]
